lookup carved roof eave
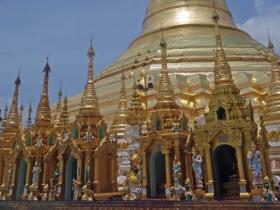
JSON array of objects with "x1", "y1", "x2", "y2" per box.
[
  {"x1": 139, "y1": 130, "x2": 189, "y2": 152},
  {"x1": 195, "y1": 121, "x2": 243, "y2": 147}
]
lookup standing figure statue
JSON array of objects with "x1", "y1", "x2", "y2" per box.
[
  {"x1": 32, "y1": 161, "x2": 42, "y2": 187},
  {"x1": 247, "y1": 150, "x2": 263, "y2": 188},
  {"x1": 172, "y1": 117, "x2": 180, "y2": 133},
  {"x1": 172, "y1": 156, "x2": 182, "y2": 186},
  {"x1": 35, "y1": 135, "x2": 44, "y2": 149},
  {"x1": 72, "y1": 178, "x2": 81, "y2": 201},
  {"x1": 192, "y1": 150, "x2": 204, "y2": 189},
  {"x1": 7, "y1": 164, "x2": 13, "y2": 187},
  {"x1": 84, "y1": 125, "x2": 94, "y2": 142}
]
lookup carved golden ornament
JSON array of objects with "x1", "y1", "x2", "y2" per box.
[
  {"x1": 131, "y1": 153, "x2": 141, "y2": 165},
  {"x1": 269, "y1": 131, "x2": 280, "y2": 141}
]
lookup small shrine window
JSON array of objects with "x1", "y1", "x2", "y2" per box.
[{"x1": 217, "y1": 107, "x2": 226, "y2": 121}]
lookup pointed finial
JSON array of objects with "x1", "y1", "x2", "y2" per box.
[
  {"x1": 88, "y1": 36, "x2": 95, "y2": 57},
  {"x1": 160, "y1": 23, "x2": 167, "y2": 50},
  {"x1": 27, "y1": 102, "x2": 32, "y2": 128},
  {"x1": 267, "y1": 28, "x2": 274, "y2": 50},
  {"x1": 15, "y1": 70, "x2": 21, "y2": 86},
  {"x1": 212, "y1": 0, "x2": 220, "y2": 23},
  {"x1": 43, "y1": 55, "x2": 51, "y2": 74},
  {"x1": 4, "y1": 103, "x2": 8, "y2": 119},
  {"x1": 58, "y1": 83, "x2": 63, "y2": 97}
]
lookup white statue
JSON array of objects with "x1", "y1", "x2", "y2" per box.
[
  {"x1": 84, "y1": 125, "x2": 94, "y2": 142},
  {"x1": 172, "y1": 117, "x2": 180, "y2": 133},
  {"x1": 32, "y1": 161, "x2": 42, "y2": 186},
  {"x1": 192, "y1": 150, "x2": 204, "y2": 189},
  {"x1": 35, "y1": 135, "x2": 44, "y2": 149},
  {"x1": 247, "y1": 150, "x2": 262, "y2": 187},
  {"x1": 72, "y1": 178, "x2": 81, "y2": 201},
  {"x1": 172, "y1": 156, "x2": 182, "y2": 186},
  {"x1": 7, "y1": 164, "x2": 13, "y2": 186}
]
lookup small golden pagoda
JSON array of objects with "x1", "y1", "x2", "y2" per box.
[
  {"x1": 193, "y1": 8, "x2": 272, "y2": 200},
  {"x1": 110, "y1": 73, "x2": 129, "y2": 138},
  {"x1": 0, "y1": 44, "x2": 119, "y2": 201},
  {"x1": 134, "y1": 35, "x2": 191, "y2": 199}
]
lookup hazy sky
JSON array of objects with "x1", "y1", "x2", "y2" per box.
[{"x1": 0, "y1": 0, "x2": 279, "y2": 115}]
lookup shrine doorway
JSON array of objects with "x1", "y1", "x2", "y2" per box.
[
  {"x1": 15, "y1": 159, "x2": 27, "y2": 200},
  {"x1": 64, "y1": 155, "x2": 77, "y2": 201},
  {"x1": 149, "y1": 145, "x2": 166, "y2": 198},
  {"x1": 213, "y1": 145, "x2": 239, "y2": 200}
]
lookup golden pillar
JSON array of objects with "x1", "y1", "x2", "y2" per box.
[
  {"x1": 58, "y1": 155, "x2": 64, "y2": 185},
  {"x1": 163, "y1": 150, "x2": 171, "y2": 187},
  {"x1": 204, "y1": 146, "x2": 214, "y2": 199},
  {"x1": 42, "y1": 161, "x2": 48, "y2": 185},
  {"x1": 184, "y1": 149, "x2": 194, "y2": 188},
  {"x1": 77, "y1": 157, "x2": 83, "y2": 184},
  {"x1": 12, "y1": 162, "x2": 16, "y2": 188},
  {"x1": 235, "y1": 145, "x2": 250, "y2": 199},
  {"x1": 110, "y1": 155, "x2": 117, "y2": 192},
  {"x1": 22, "y1": 160, "x2": 31, "y2": 200},
  {"x1": 93, "y1": 157, "x2": 100, "y2": 192},
  {"x1": 84, "y1": 152, "x2": 92, "y2": 184},
  {"x1": 0, "y1": 157, "x2": 3, "y2": 185},
  {"x1": 142, "y1": 151, "x2": 148, "y2": 198}
]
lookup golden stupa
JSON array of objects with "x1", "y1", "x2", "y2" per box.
[{"x1": 66, "y1": 0, "x2": 275, "y2": 133}]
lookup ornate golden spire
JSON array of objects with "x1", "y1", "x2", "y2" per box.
[
  {"x1": 156, "y1": 33, "x2": 175, "y2": 103},
  {"x1": 80, "y1": 40, "x2": 99, "y2": 110},
  {"x1": 153, "y1": 32, "x2": 180, "y2": 113},
  {"x1": 128, "y1": 79, "x2": 144, "y2": 125},
  {"x1": 27, "y1": 103, "x2": 32, "y2": 128},
  {"x1": 110, "y1": 73, "x2": 129, "y2": 136},
  {"x1": 5, "y1": 73, "x2": 21, "y2": 133},
  {"x1": 264, "y1": 37, "x2": 280, "y2": 124},
  {"x1": 76, "y1": 40, "x2": 103, "y2": 134},
  {"x1": 61, "y1": 96, "x2": 69, "y2": 128},
  {"x1": 19, "y1": 103, "x2": 24, "y2": 130},
  {"x1": 35, "y1": 58, "x2": 52, "y2": 129},
  {"x1": 53, "y1": 88, "x2": 63, "y2": 128},
  {"x1": 212, "y1": 5, "x2": 233, "y2": 86}
]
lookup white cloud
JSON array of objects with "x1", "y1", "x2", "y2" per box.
[{"x1": 239, "y1": 0, "x2": 280, "y2": 53}]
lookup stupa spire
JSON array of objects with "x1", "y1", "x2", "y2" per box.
[
  {"x1": 156, "y1": 32, "x2": 175, "y2": 103},
  {"x1": 128, "y1": 78, "x2": 144, "y2": 125},
  {"x1": 35, "y1": 57, "x2": 52, "y2": 129},
  {"x1": 267, "y1": 29, "x2": 274, "y2": 50},
  {"x1": 27, "y1": 103, "x2": 32, "y2": 128},
  {"x1": 80, "y1": 39, "x2": 99, "y2": 109},
  {"x1": 212, "y1": 4, "x2": 233, "y2": 85},
  {"x1": 263, "y1": 35, "x2": 280, "y2": 124},
  {"x1": 5, "y1": 72, "x2": 21, "y2": 132},
  {"x1": 61, "y1": 95, "x2": 69, "y2": 128},
  {"x1": 19, "y1": 103, "x2": 24, "y2": 130},
  {"x1": 110, "y1": 73, "x2": 129, "y2": 136},
  {"x1": 53, "y1": 87, "x2": 63, "y2": 128}
]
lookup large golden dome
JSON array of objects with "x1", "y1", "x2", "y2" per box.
[{"x1": 67, "y1": 0, "x2": 272, "y2": 127}]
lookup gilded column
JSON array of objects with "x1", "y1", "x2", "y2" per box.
[
  {"x1": 185, "y1": 149, "x2": 194, "y2": 188},
  {"x1": 22, "y1": 160, "x2": 31, "y2": 200},
  {"x1": 77, "y1": 157, "x2": 83, "y2": 184},
  {"x1": 93, "y1": 157, "x2": 100, "y2": 192},
  {"x1": 204, "y1": 146, "x2": 214, "y2": 199},
  {"x1": 57, "y1": 155, "x2": 64, "y2": 195},
  {"x1": 110, "y1": 155, "x2": 117, "y2": 192},
  {"x1": 163, "y1": 149, "x2": 171, "y2": 199},
  {"x1": 0, "y1": 158, "x2": 3, "y2": 185},
  {"x1": 235, "y1": 146, "x2": 250, "y2": 199},
  {"x1": 142, "y1": 151, "x2": 148, "y2": 198},
  {"x1": 42, "y1": 161, "x2": 48, "y2": 186}
]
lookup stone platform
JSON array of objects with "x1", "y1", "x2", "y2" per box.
[{"x1": 0, "y1": 201, "x2": 280, "y2": 210}]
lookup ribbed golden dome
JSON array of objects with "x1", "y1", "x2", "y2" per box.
[
  {"x1": 142, "y1": 0, "x2": 236, "y2": 35},
  {"x1": 67, "y1": 0, "x2": 273, "y2": 128}
]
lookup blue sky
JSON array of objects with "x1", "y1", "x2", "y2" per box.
[{"x1": 0, "y1": 0, "x2": 279, "y2": 116}]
